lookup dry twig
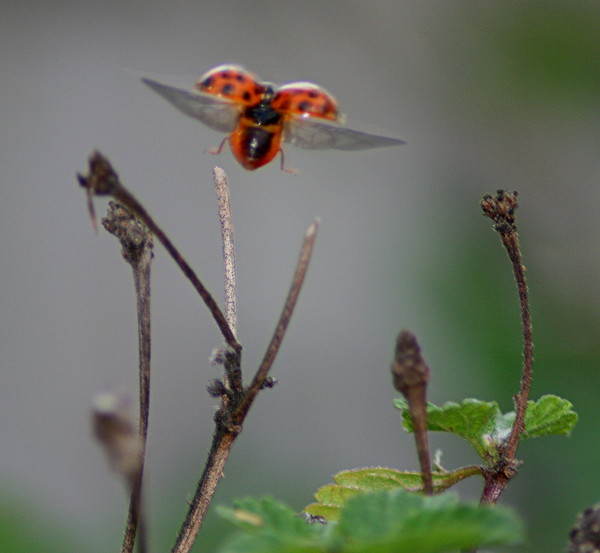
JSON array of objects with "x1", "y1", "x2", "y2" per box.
[
  {"x1": 77, "y1": 151, "x2": 240, "y2": 353},
  {"x1": 172, "y1": 220, "x2": 319, "y2": 553},
  {"x1": 79, "y1": 153, "x2": 319, "y2": 553},
  {"x1": 102, "y1": 202, "x2": 154, "y2": 553}
]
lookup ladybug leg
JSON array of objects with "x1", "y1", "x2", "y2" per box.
[
  {"x1": 278, "y1": 148, "x2": 298, "y2": 175},
  {"x1": 205, "y1": 136, "x2": 229, "y2": 156}
]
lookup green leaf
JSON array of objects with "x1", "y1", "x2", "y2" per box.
[
  {"x1": 304, "y1": 466, "x2": 483, "y2": 521},
  {"x1": 523, "y1": 394, "x2": 578, "y2": 437},
  {"x1": 216, "y1": 496, "x2": 326, "y2": 553},
  {"x1": 335, "y1": 489, "x2": 522, "y2": 553},
  {"x1": 217, "y1": 490, "x2": 522, "y2": 553},
  {"x1": 394, "y1": 395, "x2": 577, "y2": 464},
  {"x1": 394, "y1": 398, "x2": 509, "y2": 462},
  {"x1": 312, "y1": 483, "x2": 364, "y2": 507}
]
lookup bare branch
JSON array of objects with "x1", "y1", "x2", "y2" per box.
[
  {"x1": 171, "y1": 429, "x2": 236, "y2": 553},
  {"x1": 235, "y1": 219, "x2": 319, "y2": 422},
  {"x1": 77, "y1": 151, "x2": 241, "y2": 353},
  {"x1": 213, "y1": 167, "x2": 237, "y2": 338},
  {"x1": 80, "y1": 154, "x2": 319, "y2": 553},
  {"x1": 213, "y1": 167, "x2": 242, "y2": 393},
  {"x1": 171, "y1": 219, "x2": 319, "y2": 553},
  {"x1": 102, "y1": 202, "x2": 154, "y2": 553}
]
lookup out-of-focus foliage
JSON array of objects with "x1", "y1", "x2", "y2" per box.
[
  {"x1": 216, "y1": 492, "x2": 522, "y2": 553},
  {"x1": 0, "y1": 491, "x2": 84, "y2": 553}
]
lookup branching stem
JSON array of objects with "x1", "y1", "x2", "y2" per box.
[
  {"x1": 80, "y1": 155, "x2": 319, "y2": 553},
  {"x1": 77, "y1": 151, "x2": 240, "y2": 353},
  {"x1": 171, "y1": 219, "x2": 319, "y2": 553},
  {"x1": 234, "y1": 220, "x2": 319, "y2": 423}
]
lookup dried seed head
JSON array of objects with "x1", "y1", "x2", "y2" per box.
[
  {"x1": 481, "y1": 190, "x2": 519, "y2": 233},
  {"x1": 567, "y1": 503, "x2": 600, "y2": 553}
]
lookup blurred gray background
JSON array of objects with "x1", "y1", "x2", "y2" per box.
[{"x1": 1, "y1": 1, "x2": 599, "y2": 552}]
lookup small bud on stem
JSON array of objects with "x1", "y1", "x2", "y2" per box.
[{"x1": 391, "y1": 331, "x2": 433, "y2": 494}]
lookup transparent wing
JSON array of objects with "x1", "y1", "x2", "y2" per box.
[
  {"x1": 283, "y1": 116, "x2": 406, "y2": 151},
  {"x1": 142, "y1": 78, "x2": 240, "y2": 133}
]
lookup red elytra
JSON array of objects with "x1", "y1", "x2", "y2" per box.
[{"x1": 142, "y1": 64, "x2": 405, "y2": 171}]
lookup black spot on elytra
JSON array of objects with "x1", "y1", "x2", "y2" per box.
[
  {"x1": 202, "y1": 77, "x2": 213, "y2": 88},
  {"x1": 235, "y1": 73, "x2": 245, "y2": 82},
  {"x1": 308, "y1": 90, "x2": 319, "y2": 98},
  {"x1": 221, "y1": 71, "x2": 231, "y2": 79},
  {"x1": 221, "y1": 83, "x2": 235, "y2": 95},
  {"x1": 242, "y1": 91, "x2": 251, "y2": 101},
  {"x1": 298, "y1": 100, "x2": 312, "y2": 112}
]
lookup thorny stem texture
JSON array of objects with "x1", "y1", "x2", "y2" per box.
[
  {"x1": 480, "y1": 190, "x2": 533, "y2": 504},
  {"x1": 172, "y1": 220, "x2": 319, "y2": 553},
  {"x1": 77, "y1": 151, "x2": 240, "y2": 353},
  {"x1": 391, "y1": 331, "x2": 433, "y2": 495},
  {"x1": 102, "y1": 202, "x2": 154, "y2": 553}
]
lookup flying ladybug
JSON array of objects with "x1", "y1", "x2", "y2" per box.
[{"x1": 142, "y1": 64, "x2": 405, "y2": 171}]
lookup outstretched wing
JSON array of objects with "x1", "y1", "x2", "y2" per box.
[
  {"x1": 142, "y1": 78, "x2": 240, "y2": 133},
  {"x1": 283, "y1": 116, "x2": 406, "y2": 151}
]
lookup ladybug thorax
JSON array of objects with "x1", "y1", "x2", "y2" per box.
[{"x1": 244, "y1": 101, "x2": 282, "y2": 127}]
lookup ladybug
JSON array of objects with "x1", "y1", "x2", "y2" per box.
[{"x1": 142, "y1": 64, "x2": 405, "y2": 171}]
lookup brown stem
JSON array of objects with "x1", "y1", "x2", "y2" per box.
[
  {"x1": 125, "y1": 470, "x2": 148, "y2": 553},
  {"x1": 501, "y1": 231, "x2": 533, "y2": 460},
  {"x1": 80, "y1": 153, "x2": 319, "y2": 553},
  {"x1": 171, "y1": 219, "x2": 319, "y2": 553},
  {"x1": 113, "y1": 186, "x2": 240, "y2": 352},
  {"x1": 171, "y1": 428, "x2": 236, "y2": 553},
  {"x1": 101, "y1": 202, "x2": 154, "y2": 553},
  {"x1": 92, "y1": 392, "x2": 148, "y2": 553},
  {"x1": 234, "y1": 220, "x2": 319, "y2": 423},
  {"x1": 213, "y1": 167, "x2": 242, "y2": 392},
  {"x1": 480, "y1": 190, "x2": 533, "y2": 504},
  {"x1": 213, "y1": 167, "x2": 237, "y2": 338},
  {"x1": 391, "y1": 331, "x2": 433, "y2": 495},
  {"x1": 77, "y1": 151, "x2": 240, "y2": 353}
]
